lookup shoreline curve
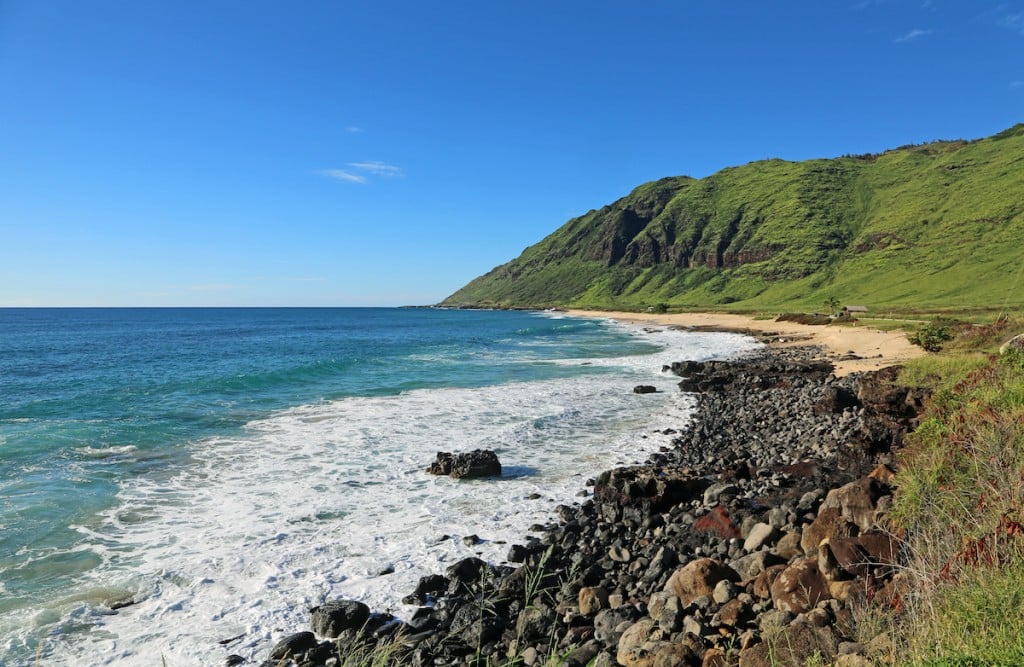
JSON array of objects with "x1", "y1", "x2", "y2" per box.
[{"x1": 565, "y1": 309, "x2": 925, "y2": 376}]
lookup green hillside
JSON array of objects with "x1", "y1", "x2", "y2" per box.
[{"x1": 442, "y1": 124, "x2": 1024, "y2": 312}]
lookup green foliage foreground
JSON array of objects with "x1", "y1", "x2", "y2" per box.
[
  {"x1": 443, "y1": 124, "x2": 1024, "y2": 313},
  {"x1": 887, "y1": 319, "x2": 1024, "y2": 665}
]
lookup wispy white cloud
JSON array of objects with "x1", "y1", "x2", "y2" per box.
[
  {"x1": 319, "y1": 161, "x2": 404, "y2": 185},
  {"x1": 320, "y1": 169, "x2": 367, "y2": 184},
  {"x1": 348, "y1": 161, "x2": 404, "y2": 177},
  {"x1": 1002, "y1": 12, "x2": 1024, "y2": 35},
  {"x1": 894, "y1": 28, "x2": 933, "y2": 43},
  {"x1": 1011, "y1": 80, "x2": 1024, "y2": 89},
  {"x1": 344, "y1": 126, "x2": 363, "y2": 133}
]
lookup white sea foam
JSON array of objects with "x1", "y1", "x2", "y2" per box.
[{"x1": 39, "y1": 325, "x2": 759, "y2": 666}]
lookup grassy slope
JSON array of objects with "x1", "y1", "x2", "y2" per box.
[
  {"x1": 884, "y1": 320, "x2": 1024, "y2": 664},
  {"x1": 443, "y1": 125, "x2": 1024, "y2": 312}
]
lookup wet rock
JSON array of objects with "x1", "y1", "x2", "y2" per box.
[
  {"x1": 403, "y1": 574, "x2": 449, "y2": 605},
  {"x1": 507, "y1": 544, "x2": 529, "y2": 563},
  {"x1": 633, "y1": 385, "x2": 658, "y2": 394},
  {"x1": 310, "y1": 599, "x2": 370, "y2": 638},
  {"x1": 426, "y1": 449, "x2": 502, "y2": 479},
  {"x1": 269, "y1": 632, "x2": 318, "y2": 661},
  {"x1": 446, "y1": 556, "x2": 488, "y2": 584}
]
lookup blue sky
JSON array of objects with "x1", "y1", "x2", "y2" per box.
[{"x1": 1, "y1": 1, "x2": 1021, "y2": 306}]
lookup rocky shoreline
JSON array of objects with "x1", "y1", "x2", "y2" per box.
[{"x1": 249, "y1": 343, "x2": 927, "y2": 667}]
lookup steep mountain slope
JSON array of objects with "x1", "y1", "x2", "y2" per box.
[{"x1": 443, "y1": 124, "x2": 1024, "y2": 311}]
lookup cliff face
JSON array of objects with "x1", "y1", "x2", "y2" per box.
[{"x1": 443, "y1": 124, "x2": 1024, "y2": 311}]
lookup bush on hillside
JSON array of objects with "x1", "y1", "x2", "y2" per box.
[{"x1": 909, "y1": 319, "x2": 956, "y2": 352}]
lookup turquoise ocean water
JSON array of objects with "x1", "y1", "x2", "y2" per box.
[{"x1": 0, "y1": 307, "x2": 758, "y2": 665}]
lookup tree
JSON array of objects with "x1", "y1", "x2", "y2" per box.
[{"x1": 824, "y1": 296, "x2": 841, "y2": 316}]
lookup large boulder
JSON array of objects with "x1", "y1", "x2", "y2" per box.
[
  {"x1": 739, "y1": 620, "x2": 839, "y2": 667},
  {"x1": 1001, "y1": 333, "x2": 1024, "y2": 354},
  {"x1": 801, "y1": 507, "x2": 857, "y2": 556},
  {"x1": 268, "y1": 632, "x2": 318, "y2": 661},
  {"x1": 310, "y1": 599, "x2": 370, "y2": 638},
  {"x1": 770, "y1": 557, "x2": 831, "y2": 614},
  {"x1": 819, "y1": 477, "x2": 888, "y2": 532},
  {"x1": 664, "y1": 558, "x2": 740, "y2": 606},
  {"x1": 426, "y1": 449, "x2": 501, "y2": 479},
  {"x1": 403, "y1": 574, "x2": 449, "y2": 604},
  {"x1": 593, "y1": 466, "x2": 709, "y2": 522}
]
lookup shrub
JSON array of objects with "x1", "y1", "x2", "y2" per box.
[{"x1": 909, "y1": 319, "x2": 957, "y2": 352}]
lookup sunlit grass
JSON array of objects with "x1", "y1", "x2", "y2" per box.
[{"x1": 444, "y1": 125, "x2": 1024, "y2": 313}]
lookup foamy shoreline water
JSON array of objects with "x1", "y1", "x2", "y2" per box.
[{"x1": 1, "y1": 311, "x2": 760, "y2": 666}]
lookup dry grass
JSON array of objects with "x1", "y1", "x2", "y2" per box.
[{"x1": 883, "y1": 337, "x2": 1024, "y2": 665}]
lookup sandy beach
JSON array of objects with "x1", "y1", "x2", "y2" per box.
[{"x1": 566, "y1": 309, "x2": 925, "y2": 376}]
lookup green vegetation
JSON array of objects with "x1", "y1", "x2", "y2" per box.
[
  {"x1": 881, "y1": 316, "x2": 1024, "y2": 665},
  {"x1": 908, "y1": 319, "x2": 957, "y2": 352},
  {"x1": 443, "y1": 124, "x2": 1024, "y2": 312}
]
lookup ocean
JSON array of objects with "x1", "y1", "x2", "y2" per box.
[{"x1": 0, "y1": 307, "x2": 759, "y2": 665}]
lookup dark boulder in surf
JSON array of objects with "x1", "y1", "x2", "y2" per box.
[
  {"x1": 310, "y1": 599, "x2": 371, "y2": 638},
  {"x1": 426, "y1": 449, "x2": 502, "y2": 479}
]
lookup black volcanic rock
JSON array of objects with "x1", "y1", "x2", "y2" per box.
[
  {"x1": 426, "y1": 449, "x2": 502, "y2": 479},
  {"x1": 310, "y1": 599, "x2": 370, "y2": 638}
]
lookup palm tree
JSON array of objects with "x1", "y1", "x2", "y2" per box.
[{"x1": 824, "y1": 296, "x2": 841, "y2": 316}]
